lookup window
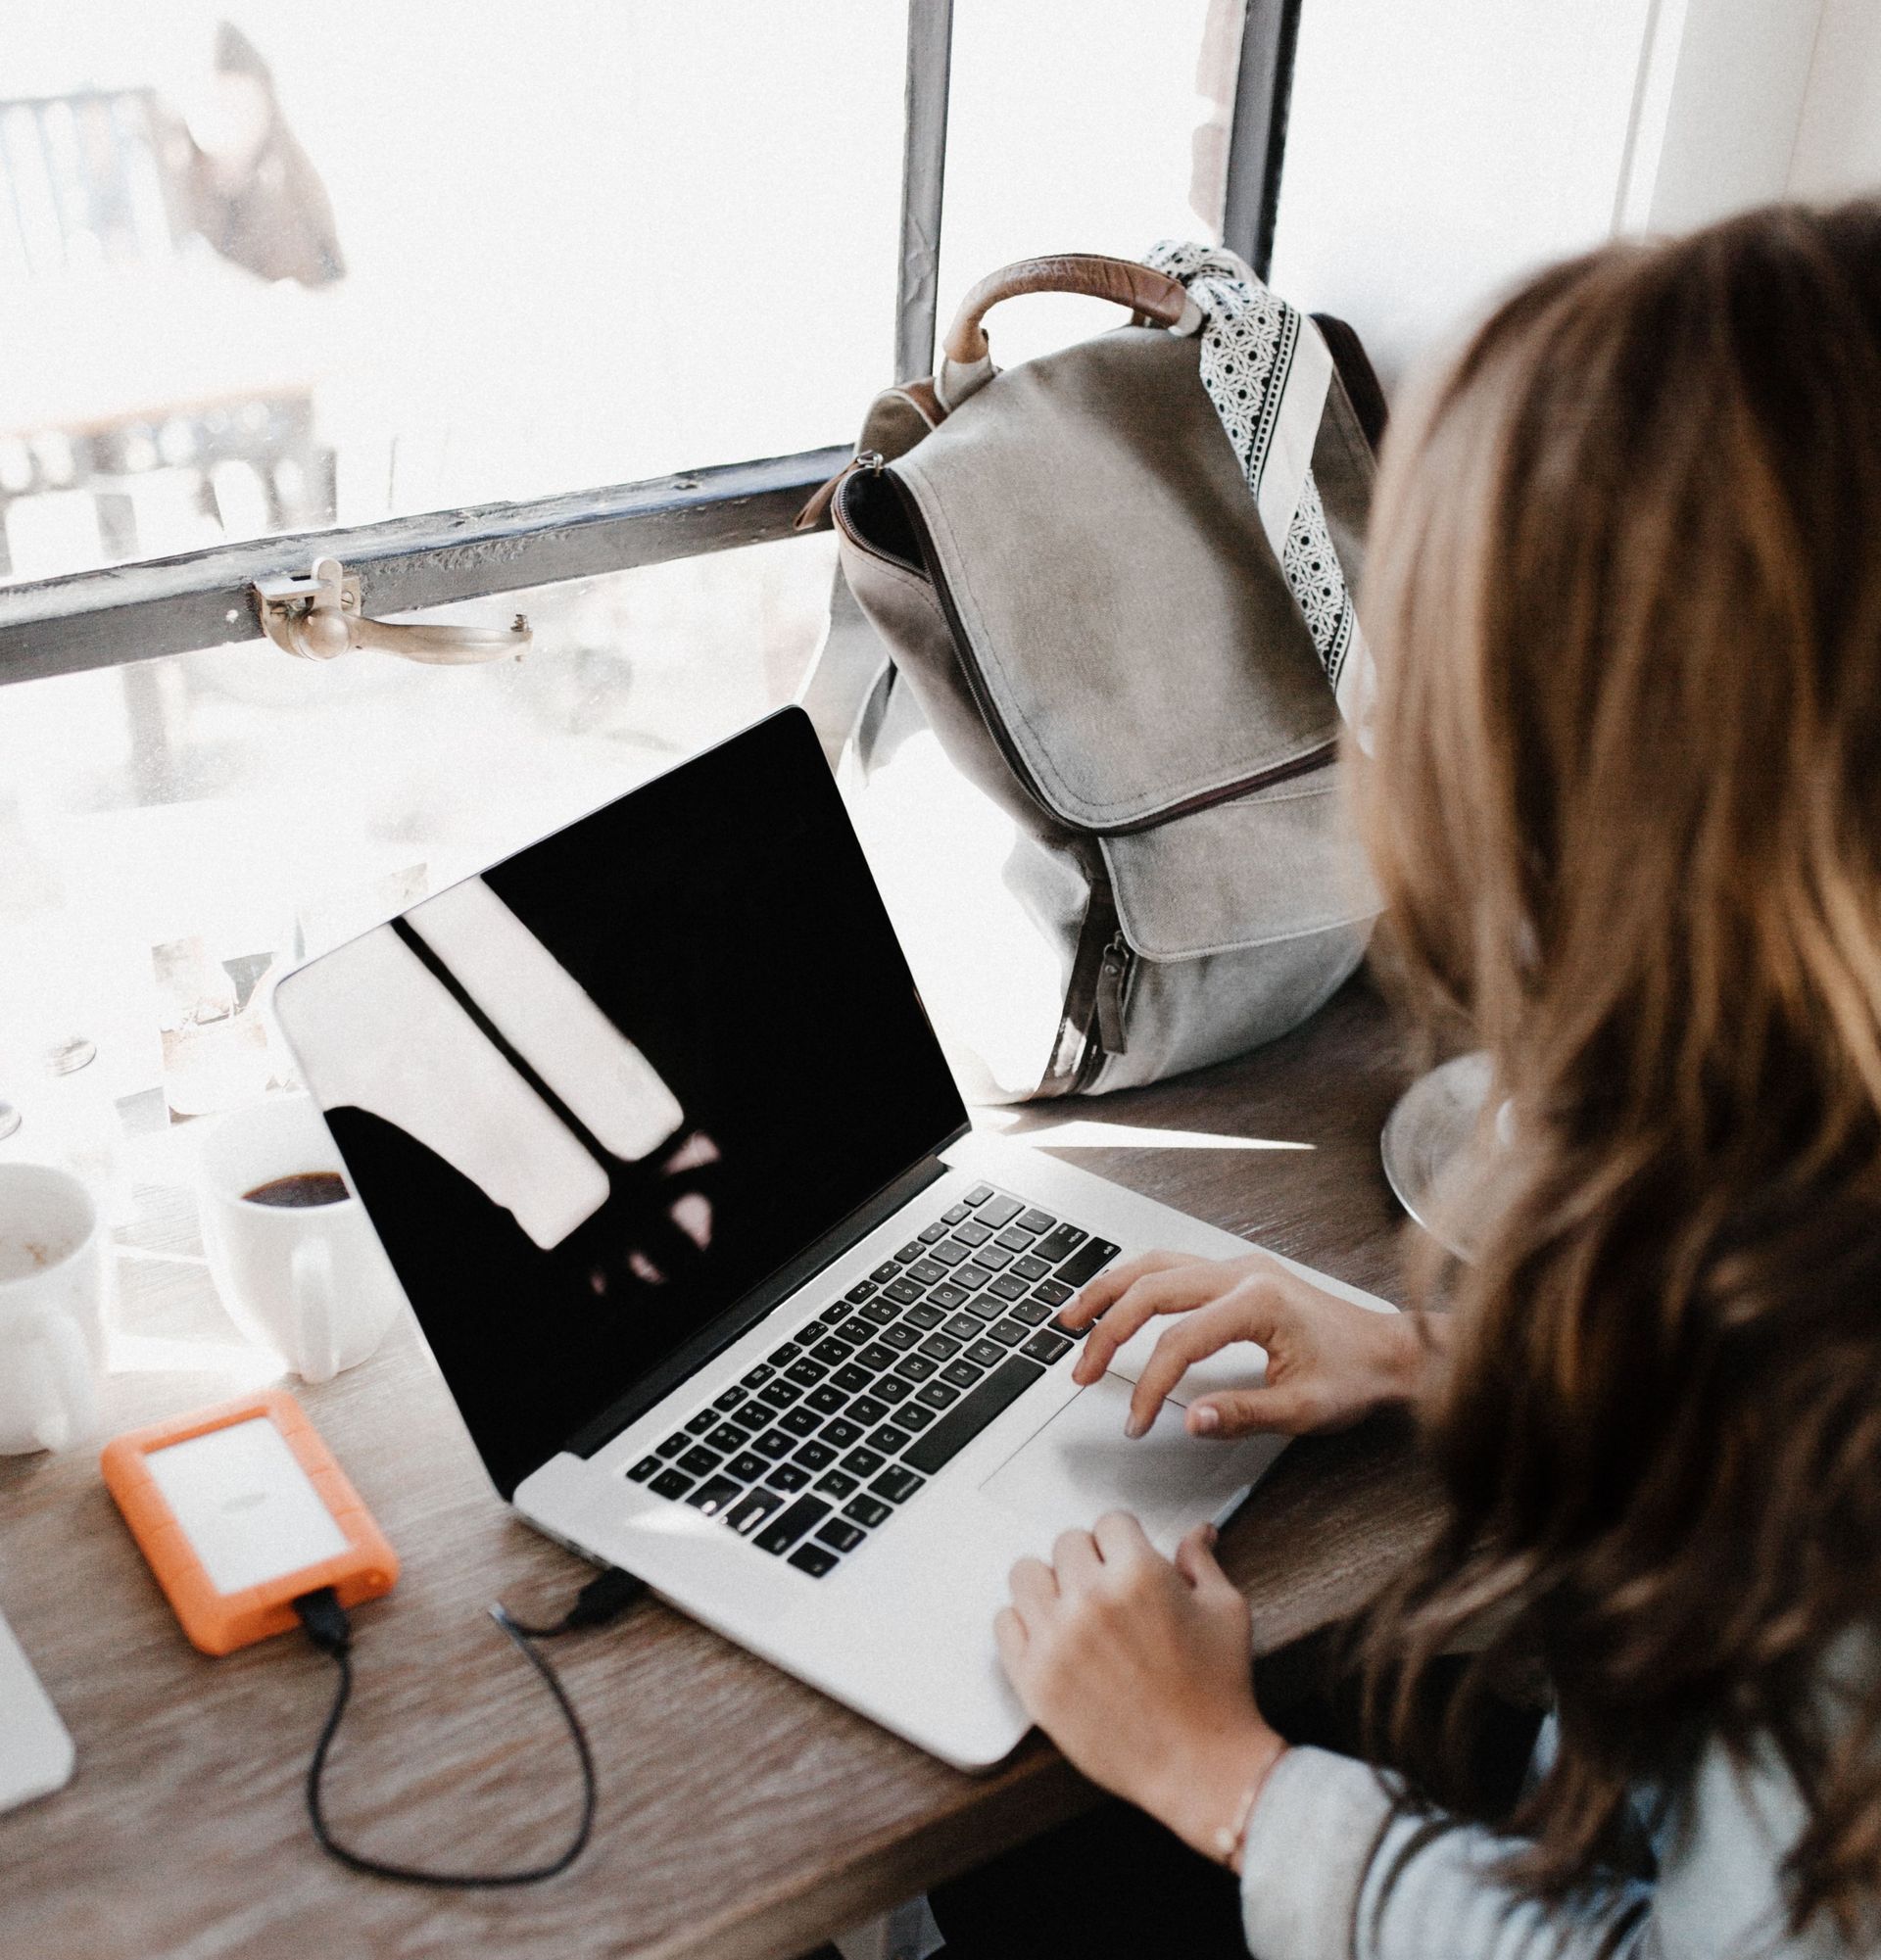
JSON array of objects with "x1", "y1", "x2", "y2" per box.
[{"x1": 0, "y1": 1, "x2": 1298, "y2": 1123}]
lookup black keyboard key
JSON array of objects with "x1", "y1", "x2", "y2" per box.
[
  {"x1": 686, "y1": 1475, "x2": 743, "y2": 1517},
  {"x1": 976, "y1": 1245, "x2": 1013, "y2": 1270},
  {"x1": 656, "y1": 1432, "x2": 689, "y2": 1458},
  {"x1": 818, "y1": 1302, "x2": 850, "y2": 1325},
  {"x1": 904, "y1": 1302, "x2": 946, "y2": 1328},
  {"x1": 769, "y1": 1342, "x2": 802, "y2": 1365},
  {"x1": 1050, "y1": 1313, "x2": 1092, "y2": 1341},
  {"x1": 870, "y1": 1261, "x2": 900, "y2": 1284},
  {"x1": 958, "y1": 1291, "x2": 1002, "y2": 1321},
  {"x1": 627, "y1": 1455, "x2": 659, "y2": 1481},
  {"x1": 989, "y1": 1273, "x2": 1030, "y2": 1301},
  {"x1": 845, "y1": 1279, "x2": 879, "y2": 1304},
  {"x1": 871, "y1": 1465, "x2": 925, "y2": 1505},
  {"x1": 726, "y1": 1488, "x2": 784, "y2": 1535},
  {"x1": 903, "y1": 1357, "x2": 1045, "y2": 1474},
  {"x1": 833, "y1": 1363, "x2": 873, "y2": 1393},
  {"x1": 848, "y1": 1394, "x2": 891, "y2": 1427},
  {"x1": 919, "y1": 1331, "x2": 962, "y2": 1362},
  {"x1": 867, "y1": 1423, "x2": 914, "y2": 1455},
  {"x1": 781, "y1": 1408, "x2": 820, "y2": 1437},
  {"x1": 860, "y1": 1299, "x2": 897, "y2": 1325},
  {"x1": 741, "y1": 1363, "x2": 775, "y2": 1390},
  {"x1": 836, "y1": 1316, "x2": 875, "y2": 1347},
  {"x1": 1012, "y1": 1254, "x2": 1050, "y2": 1282},
  {"x1": 941, "y1": 1359, "x2": 985, "y2": 1389},
  {"x1": 918, "y1": 1221, "x2": 949, "y2": 1244},
  {"x1": 894, "y1": 1353, "x2": 937, "y2": 1382},
  {"x1": 807, "y1": 1384, "x2": 848, "y2": 1414},
  {"x1": 844, "y1": 1495, "x2": 892, "y2": 1528},
  {"x1": 893, "y1": 1242, "x2": 925, "y2": 1264},
  {"x1": 1016, "y1": 1208, "x2": 1056, "y2": 1234},
  {"x1": 766, "y1": 1461, "x2": 812, "y2": 1493},
  {"x1": 685, "y1": 1410, "x2": 718, "y2": 1436},
  {"x1": 988, "y1": 1317, "x2": 1028, "y2": 1347},
  {"x1": 822, "y1": 1418, "x2": 864, "y2": 1449},
  {"x1": 1032, "y1": 1279, "x2": 1074, "y2": 1308},
  {"x1": 964, "y1": 1338, "x2": 1006, "y2": 1368},
  {"x1": 942, "y1": 1313, "x2": 983, "y2": 1341},
  {"x1": 1034, "y1": 1222, "x2": 1088, "y2": 1265},
  {"x1": 955, "y1": 1219, "x2": 992, "y2": 1247},
  {"x1": 874, "y1": 1373, "x2": 913, "y2": 1404},
  {"x1": 907, "y1": 1259, "x2": 946, "y2": 1287},
  {"x1": 811, "y1": 1338, "x2": 855, "y2": 1367},
  {"x1": 713, "y1": 1387, "x2": 747, "y2": 1412},
  {"x1": 897, "y1": 1401, "x2": 936, "y2": 1430},
  {"x1": 795, "y1": 1439, "x2": 837, "y2": 1469},
  {"x1": 995, "y1": 1225, "x2": 1037, "y2": 1252},
  {"x1": 979, "y1": 1196, "x2": 1023, "y2": 1228},
  {"x1": 651, "y1": 1467, "x2": 694, "y2": 1501},
  {"x1": 964, "y1": 1184, "x2": 993, "y2": 1206},
  {"x1": 957, "y1": 1263, "x2": 995, "y2": 1292},
  {"x1": 884, "y1": 1278, "x2": 923, "y2": 1306},
  {"x1": 842, "y1": 1446, "x2": 887, "y2": 1478},
  {"x1": 754, "y1": 1496, "x2": 831, "y2": 1555},
  {"x1": 753, "y1": 1428, "x2": 796, "y2": 1459},
  {"x1": 728, "y1": 1452, "x2": 768, "y2": 1481},
  {"x1": 759, "y1": 1380, "x2": 801, "y2": 1409},
  {"x1": 815, "y1": 1468, "x2": 858, "y2": 1499},
  {"x1": 786, "y1": 1361, "x2": 827, "y2": 1389},
  {"x1": 927, "y1": 1284, "x2": 967, "y2": 1312},
  {"x1": 1022, "y1": 1329, "x2": 1074, "y2": 1364},
  {"x1": 928, "y1": 1238, "x2": 970, "y2": 1267},
  {"x1": 816, "y1": 1519, "x2": 866, "y2": 1553},
  {"x1": 917, "y1": 1379, "x2": 960, "y2": 1410},
  {"x1": 941, "y1": 1203, "x2": 971, "y2": 1224},
  {"x1": 789, "y1": 1544, "x2": 840, "y2": 1578},
  {"x1": 881, "y1": 1322, "x2": 920, "y2": 1351},
  {"x1": 677, "y1": 1446, "x2": 722, "y2": 1478},
  {"x1": 1012, "y1": 1298, "x2": 1051, "y2": 1324},
  {"x1": 1055, "y1": 1238, "x2": 1122, "y2": 1289}
]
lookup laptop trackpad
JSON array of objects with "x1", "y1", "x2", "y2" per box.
[{"x1": 979, "y1": 1374, "x2": 1281, "y2": 1549}]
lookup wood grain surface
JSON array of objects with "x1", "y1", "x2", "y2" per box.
[{"x1": 0, "y1": 975, "x2": 1439, "y2": 1960}]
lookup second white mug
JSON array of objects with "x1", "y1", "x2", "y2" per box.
[{"x1": 197, "y1": 1094, "x2": 406, "y2": 1383}]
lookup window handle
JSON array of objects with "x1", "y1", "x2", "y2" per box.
[{"x1": 253, "y1": 556, "x2": 532, "y2": 664}]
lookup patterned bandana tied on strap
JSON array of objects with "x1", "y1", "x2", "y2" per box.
[{"x1": 1145, "y1": 240, "x2": 1375, "y2": 745}]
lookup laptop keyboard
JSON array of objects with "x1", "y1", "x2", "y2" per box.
[{"x1": 624, "y1": 1184, "x2": 1120, "y2": 1578}]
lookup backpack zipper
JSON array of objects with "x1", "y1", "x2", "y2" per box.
[
  {"x1": 1093, "y1": 932, "x2": 1133, "y2": 1056},
  {"x1": 879, "y1": 471, "x2": 1336, "y2": 836}
]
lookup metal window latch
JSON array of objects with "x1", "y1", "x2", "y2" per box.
[{"x1": 252, "y1": 556, "x2": 532, "y2": 664}]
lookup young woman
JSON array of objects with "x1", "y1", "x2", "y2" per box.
[{"x1": 990, "y1": 200, "x2": 1881, "y2": 1958}]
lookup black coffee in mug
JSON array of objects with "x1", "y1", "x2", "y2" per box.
[{"x1": 243, "y1": 1171, "x2": 350, "y2": 1209}]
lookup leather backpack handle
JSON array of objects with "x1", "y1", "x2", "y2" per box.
[{"x1": 941, "y1": 254, "x2": 1198, "y2": 365}]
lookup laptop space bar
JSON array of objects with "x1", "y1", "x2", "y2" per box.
[{"x1": 902, "y1": 1357, "x2": 1045, "y2": 1476}]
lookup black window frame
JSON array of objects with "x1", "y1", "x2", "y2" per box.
[{"x1": 0, "y1": 0, "x2": 1299, "y2": 687}]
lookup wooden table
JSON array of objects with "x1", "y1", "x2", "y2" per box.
[{"x1": 0, "y1": 976, "x2": 1439, "y2": 1960}]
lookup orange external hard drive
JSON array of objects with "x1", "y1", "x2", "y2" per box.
[{"x1": 102, "y1": 1388, "x2": 398, "y2": 1655}]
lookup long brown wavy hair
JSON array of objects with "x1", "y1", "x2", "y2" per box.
[{"x1": 1352, "y1": 199, "x2": 1881, "y2": 1942}]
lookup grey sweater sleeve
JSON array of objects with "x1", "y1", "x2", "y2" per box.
[{"x1": 1236, "y1": 1734, "x2": 1852, "y2": 1960}]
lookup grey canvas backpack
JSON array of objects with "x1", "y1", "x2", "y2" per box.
[{"x1": 802, "y1": 250, "x2": 1384, "y2": 1102}]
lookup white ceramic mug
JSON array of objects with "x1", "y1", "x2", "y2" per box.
[
  {"x1": 197, "y1": 1094, "x2": 406, "y2": 1383},
  {"x1": 0, "y1": 1164, "x2": 107, "y2": 1454}
]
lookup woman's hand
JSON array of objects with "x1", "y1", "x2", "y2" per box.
[
  {"x1": 995, "y1": 1513, "x2": 1284, "y2": 1861},
  {"x1": 1059, "y1": 1250, "x2": 1433, "y2": 1441}
]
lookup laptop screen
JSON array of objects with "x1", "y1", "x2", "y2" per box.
[{"x1": 275, "y1": 709, "x2": 968, "y2": 1497}]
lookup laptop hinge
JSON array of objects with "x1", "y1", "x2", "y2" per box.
[{"x1": 559, "y1": 1147, "x2": 959, "y2": 1464}]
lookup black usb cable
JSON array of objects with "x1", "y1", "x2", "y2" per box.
[{"x1": 293, "y1": 1566, "x2": 647, "y2": 1888}]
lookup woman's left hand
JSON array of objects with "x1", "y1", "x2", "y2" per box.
[{"x1": 994, "y1": 1512, "x2": 1286, "y2": 1862}]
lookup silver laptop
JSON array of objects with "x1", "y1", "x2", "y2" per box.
[{"x1": 273, "y1": 707, "x2": 1387, "y2": 1769}]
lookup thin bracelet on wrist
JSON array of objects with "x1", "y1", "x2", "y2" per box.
[{"x1": 1212, "y1": 1750, "x2": 1284, "y2": 1872}]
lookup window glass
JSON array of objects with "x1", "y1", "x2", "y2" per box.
[
  {"x1": 933, "y1": 0, "x2": 1233, "y2": 377},
  {"x1": 0, "y1": 533, "x2": 838, "y2": 1120},
  {"x1": 0, "y1": 3, "x2": 904, "y2": 585}
]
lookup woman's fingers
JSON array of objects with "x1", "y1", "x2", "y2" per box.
[
  {"x1": 1074, "y1": 1261, "x2": 1250, "y2": 1385},
  {"x1": 1125, "y1": 1289, "x2": 1286, "y2": 1438},
  {"x1": 1008, "y1": 1554, "x2": 1059, "y2": 1621},
  {"x1": 1057, "y1": 1250, "x2": 1199, "y2": 1331},
  {"x1": 1185, "y1": 1383, "x2": 1326, "y2": 1439},
  {"x1": 1051, "y1": 1528, "x2": 1102, "y2": 1587},
  {"x1": 1173, "y1": 1521, "x2": 1235, "y2": 1598},
  {"x1": 992, "y1": 1605, "x2": 1027, "y2": 1676},
  {"x1": 1090, "y1": 1508, "x2": 1155, "y2": 1570}
]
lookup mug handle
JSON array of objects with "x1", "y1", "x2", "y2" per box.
[
  {"x1": 289, "y1": 1236, "x2": 342, "y2": 1384},
  {"x1": 24, "y1": 1313, "x2": 96, "y2": 1453}
]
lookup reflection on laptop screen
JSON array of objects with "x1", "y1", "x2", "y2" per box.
[{"x1": 276, "y1": 710, "x2": 968, "y2": 1496}]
